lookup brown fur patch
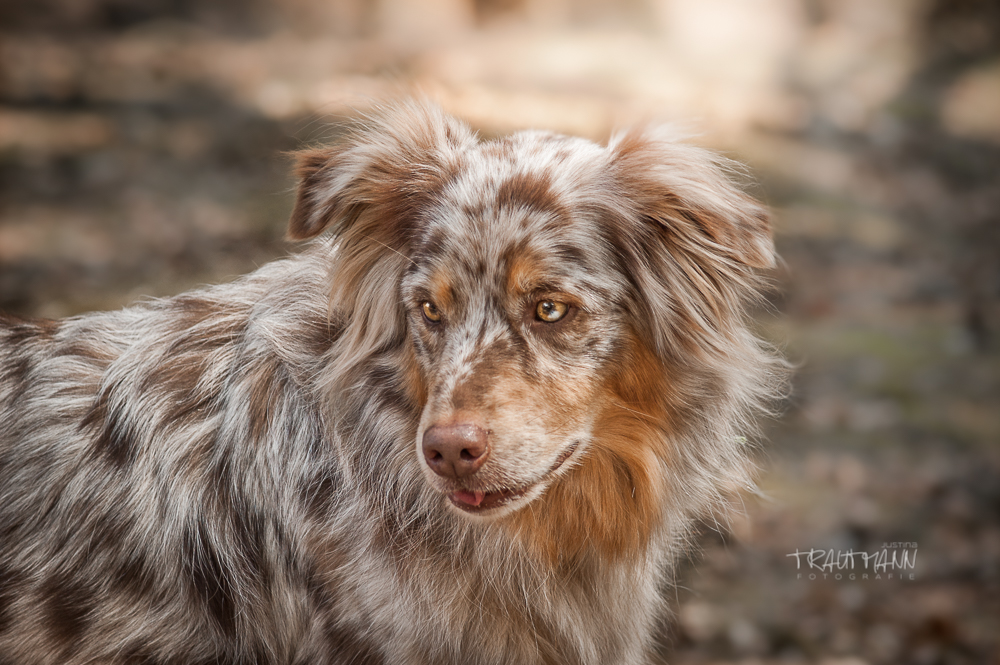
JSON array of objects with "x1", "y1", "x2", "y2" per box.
[
  {"x1": 80, "y1": 385, "x2": 140, "y2": 468},
  {"x1": 504, "y1": 331, "x2": 668, "y2": 564},
  {"x1": 43, "y1": 573, "x2": 95, "y2": 647},
  {"x1": 496, "y1": 171, "x2": 564, "y2": 217},
  {"x1": 183, "y1": 518, "x2": 239, "y2": 637},
  {"x1": 0, "y1": 314, "x2": 59, "y2": 342},
  {"x1": 146, "y1": 360, "x2": 215, "y2": 424},
  {"x1": 246, "y1": 362, "x2": 285, "y2": 442},
  {"x1": 506, "y1": 437, "x2": 663, "y2": 565},
  {"x1": 53, "y1": 339, "x2": 115, "y2": 363},
  {"x1": 399, "y1": 343, "x2": 429, "y2": 410},
  {"x1": 0, "y1": 563, "x2": 22, "y2": 635}
]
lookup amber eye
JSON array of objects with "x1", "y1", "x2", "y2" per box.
[
  {"x1": 422, "y1": 301, "x2": 442, "y2": 323},
  {"x1": 535, "y1": 300, "x2": 568, "y2": 323}
]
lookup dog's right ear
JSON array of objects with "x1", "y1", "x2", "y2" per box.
[
  {"x1": 287, "y1": 101, "x2": 477, "y2": 242},
  {"x1": 287, "y1": 147, "x2": 344, "y2": 240}
]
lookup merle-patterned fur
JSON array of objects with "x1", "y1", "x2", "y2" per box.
[{"x1": 0, "y1": 101, "x2": 784, "y2": 664}]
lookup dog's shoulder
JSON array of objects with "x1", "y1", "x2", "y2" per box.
[{"x1": 0, "y1": 246, "x2": 339, "y2": 453}]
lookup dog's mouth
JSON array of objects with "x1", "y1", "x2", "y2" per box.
[{"x1": 447, "y1": 441, "x2": 579, "y2": 514}]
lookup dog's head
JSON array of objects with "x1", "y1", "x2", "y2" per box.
[{"x1": 291, "y1": 101, "x2": 776, "y2": 560}]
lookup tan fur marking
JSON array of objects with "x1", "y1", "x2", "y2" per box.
[
  {"x1": 504, "y1": 250, "x2": 545, "y2": 297},
  {"x1": 428, "y1": 271, "x2": 455, "y2": 312},
  {"x1": 504, "y1": 331, "x2": 668, "y2": 565}
]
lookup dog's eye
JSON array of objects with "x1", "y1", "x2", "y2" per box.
[
  {"x1": 535, "y1": 300, "x2": 568, "y2": 323},
  {"x1": 422, "y1": 301, "x2": 442, "y2": 323}
]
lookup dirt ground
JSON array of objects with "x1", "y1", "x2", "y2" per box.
[{"x1": 1, "y1": 1, "x2": 998, "y2": 663}]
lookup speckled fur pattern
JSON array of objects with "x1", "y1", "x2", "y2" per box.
[{"x1": 0, "y1": 101, "x2": 785, "y2": 665}]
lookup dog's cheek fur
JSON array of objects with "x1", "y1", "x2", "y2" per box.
[{"x1": 503, "y1": 329, "x2": 668, "y2": 564}]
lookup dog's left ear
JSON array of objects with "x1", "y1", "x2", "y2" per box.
[
  {"x1": 609, "y1": 128, "x2": 774, "y2": 270},
  {"x1": 287, "y1": 101, "x2": 476, "y2": 242}
]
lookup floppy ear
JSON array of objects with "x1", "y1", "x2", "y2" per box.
[
  {"x1": 287, "y1": 103, "x2": 477, "y2": 388},
  {"x1": 607, "y1": 128, "x2": 774, "y2": 356},
  {"x1": 609, "y1": 127, "x2": 773, "y2": 270},
  {"x1": 287, "y1": 101, "x2": 477, "y2": 242}
]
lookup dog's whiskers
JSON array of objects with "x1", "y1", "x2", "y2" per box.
[
  {"x1": 360, "y1": 233, "x2": 418, "y2": 267},
  {"x1": 611, "y1": 401, "x2": 657, "y2": 422}
]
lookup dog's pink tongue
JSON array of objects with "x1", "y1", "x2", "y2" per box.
[{"x1": 452, "y1": 490, "x2": 485, "y2": 507}]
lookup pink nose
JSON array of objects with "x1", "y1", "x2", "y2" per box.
[{"x1": 422, "y1": 423, "x2": 489, "y2": 479}]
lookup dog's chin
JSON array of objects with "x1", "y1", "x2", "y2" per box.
[{"x1": 432, "y1": 441, "x2": 580, "y2": 520}]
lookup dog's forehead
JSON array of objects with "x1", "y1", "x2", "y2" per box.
[
  {"x1": 445, "y1": 130, "x2": 606, "y2": 217},
  {"x1": 412, "y1": 132, "x2": 611, "y2": 276}
]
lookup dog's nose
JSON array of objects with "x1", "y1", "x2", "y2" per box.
[{"x1": 422, "y1": 423, "x2": 489, "y2": 479}]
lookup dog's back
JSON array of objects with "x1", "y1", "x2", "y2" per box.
[{"x1": 0, "y1": 254, "x2": 348, "y2": 663}]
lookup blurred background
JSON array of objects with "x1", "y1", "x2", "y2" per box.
[{"x1": 1, "y1": 0, "x2": 998, "y2": 662}]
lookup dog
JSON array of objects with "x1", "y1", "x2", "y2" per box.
[{"x1": 0, "y1": 101, "x2": 783, "y2": 664}]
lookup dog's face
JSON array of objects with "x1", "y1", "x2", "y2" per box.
[
  {"x1": 289, "y1": 102, "x2": 773, "y2": 529},
  {"x1": 398, "y1": 134, "x2": 630, "y2": 516}
]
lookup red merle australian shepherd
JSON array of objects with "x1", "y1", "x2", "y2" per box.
[{"x1": 0, "y1": 101, "x2": 784, "y2": 664}]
